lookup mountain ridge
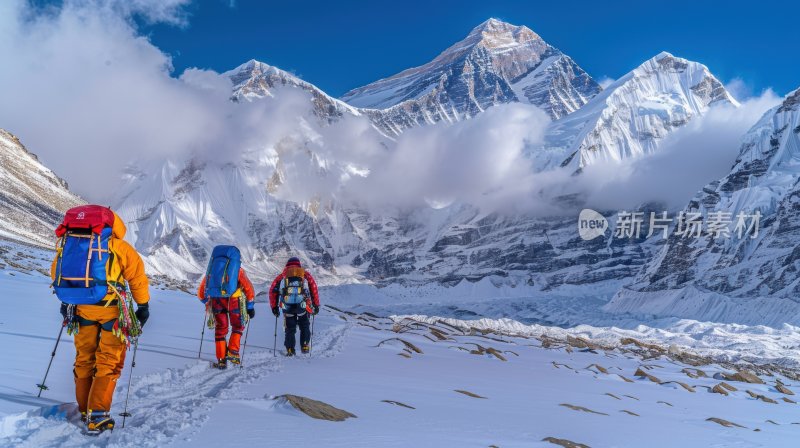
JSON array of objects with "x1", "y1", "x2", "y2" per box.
[
  {"x1": 0, "y1": 129, "x2": 85, "y2": 248},
  {"x1": 604, "y1": 87, "x2": 800, "y2": 325},
  {"x1": 340, "y1": 18, "x2": 602, "y2": 127}
]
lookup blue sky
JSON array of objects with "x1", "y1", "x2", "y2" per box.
[{"x1": 140, "y1": 0, "x2": 800, "y2": 98}]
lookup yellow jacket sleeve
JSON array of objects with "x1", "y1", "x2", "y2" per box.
[{"x1": 114, "y1": 239, "x2": 150, "y2": 304}]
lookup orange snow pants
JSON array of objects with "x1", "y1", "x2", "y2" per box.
[
  {"x1": 212, "y1": 297, "x2": 245, "y2": 360},
  {"x1": 73, "y1": 308, "x2": 127, "y2": 414}
]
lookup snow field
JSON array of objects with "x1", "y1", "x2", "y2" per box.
[{"x1": 2, "y1": 271, "x2": 800, "y2": 447}]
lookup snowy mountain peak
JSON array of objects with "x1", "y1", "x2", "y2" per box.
[
  {"x1": 653, "y1": 50, "x2": 674, "y2": 59},
  {"x1": 538, "y1": 52, "x2": 737, "y2": 169},
  {"x1": 471, "y1": 17, "x2": 513, "y2": 31},
  {"x1": 462, "y1": 17, "x2": 543, "y2": 58},
  {"x1": 777, "y1": 87, "x2": 800, "y2": 113},
  {"x1": 226, "y1": 59, "x2": 304, "y2": 98},
  {"x1": 225, "y1": 58, "x2": 361, "y2": 119},
  {"x1": 340, "y1": 18, "x2": 601, "y2": 124}
]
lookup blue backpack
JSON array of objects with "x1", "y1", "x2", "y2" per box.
[
  {"x1": 280, "y1": 265, "x2": 308, "y2": 307},
  {"x1": 52, "y1": 205, "x2": 118, "y2": 305},
  {"x1": 204, "y1": 245, "x2": 242, "y2": 299}
]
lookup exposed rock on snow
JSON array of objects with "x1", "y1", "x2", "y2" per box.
[
  {"x1": 559, "y1": 403, "x2": 608, "y2": 416},
  {"x1": 712, "y1": 384, "x2": 730, "y2": 396},
  {"x1": 542, "y1": 436, "x2": 592, "y2": 448},
  {"x1": 453, "y1": 389, "x2": 487, "y2": 399},
  {"x1": 716, "y1": 370, "x2": 765, "y2": 385},
  {"x1": 706, "y1": 417, "x2": 746, "y2": 428},
  {"x1": 380, "y1": 400, "x2": 415, "y2": 410},
  {"x1": 634, "y1": 367, "x2": 662, "y2": 383},
  {"x1": 275, "y1": 394, "x2": 356, "y2": 421},
  {"x1": 745, "y1": 390, "x2": 778, "y2": 404},
  {"x1": 375, "y1": 337, "x2": 423, "y2": 354}
]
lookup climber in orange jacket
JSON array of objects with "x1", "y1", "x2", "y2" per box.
[
  {"x1": 50, "y1": 207, "x2": 150, "y2": 433},
  {"x1": 197, "y1": 266, "x2": 255, "y2": 368}
]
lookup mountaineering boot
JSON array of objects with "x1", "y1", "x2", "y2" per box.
[
  {"x1": 215, "y1": 340, "x2": 227, "y2": 363},
  {"x1": 286, "y1": 347, "x2": 296, "y2": 357},
  {"x1": 86, "y1": 411, "x2": 115, "y2": 434},
  {"x1": 301, "y1": 344, "x2": 310, "y2": 354},
  {"x1": 226, "y1": 350, "x2": 241, "y2": 365},
  {"x1": 213, "y1": 358, "x2": 228, "y2": 370}
]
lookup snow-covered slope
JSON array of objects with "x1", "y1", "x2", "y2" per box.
[
  {"x1": 113, "y1": 154, "x2": 334, "y2": 284},
  {"x1": 534, "y1": 52, "x2": 738, "y2": 170},
  {"x1": 3, "y1": 270, "x2": 800, "y2": 447},
  {"x1": 342, "y1": 18, "x2": 601, "y2": 131},
  {"x1": 0, "y1": 129, "x2": 84, "y2": 247},
  {"x1": 606, "y1": 88, "x2": 800, "y2": 325}
]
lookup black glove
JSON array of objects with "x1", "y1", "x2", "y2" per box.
[
  {"x1": 135, "y1": 304, "x2": 150, "y2": 328},
  {"x1": 60, "y1": 302, "x2": 69, "y2": 319},
  {"x1": 247, "y1": 308, "x2": 255, "y2": 319},
  {"x1": 312, "y1": 304, "x2": 319, "y2": 315},
  {"x1": 271, "y1": 306, "x2": 280, "y2": 317}
]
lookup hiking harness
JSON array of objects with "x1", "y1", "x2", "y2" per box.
[
  {"x1": 204, "y1": 291, "x2": 250, "y2": 328},
  {"x1": 64, "y1": 283, "x2": 142, "y2": 348}
]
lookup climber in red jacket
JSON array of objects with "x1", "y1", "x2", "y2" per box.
[{"x1": 268, "y1": 257, "x2": 319, "y2": 356}]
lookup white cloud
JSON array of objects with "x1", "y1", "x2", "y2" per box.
[
  {"x1": 0, "y1": 0, "x2": 310, "y2": 199},
  {"x1": 597, "y1": 76, "x2": 615, "y2": 89},
  {"x1": 340, "y1": 104, "x2": 552, "y2": 211},
  {"x1": 100, "y1": 0, "x2": 192, "y2": 26},
  {"x1": 725, "y1": 77, "x2": 754, "y2": 101},
  {"x1": 576, "y1": 90, "x2": 782, "y2": 211}
]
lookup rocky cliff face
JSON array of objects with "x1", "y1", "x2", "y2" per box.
[
  {"x1": 0, "y1": 129, "x2": 84, "y2": 247},
  {"x1": 605, "y1": 88, "x2": 800, "y2": 325}
]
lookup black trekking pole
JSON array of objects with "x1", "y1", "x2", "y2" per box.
[
  {"x1": 309, "y1": 314, "x2": 316, "y2": 356},
  {"x1": 198, "y1": 310, "x2": 207, "y2": 359},
  {"x1": 240, "y1": 321, "x2": 250, "y2": 368},
  {"x1": 119, "y1": 337, "x2": 139, "y2": 428},
  {"x1": 36, "y1": 318, "x2": 67, "y2": 397},
  {"x1": 273, "y1": 314, "x2": 278, "y2": 357}
]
